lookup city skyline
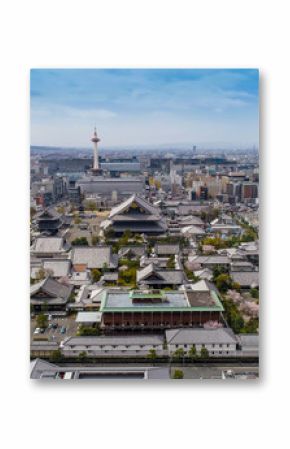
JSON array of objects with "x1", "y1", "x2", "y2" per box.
[{"x1": 30, "y1": 69, "x2": 259, "y2": 149}]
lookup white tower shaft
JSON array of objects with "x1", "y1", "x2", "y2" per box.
[
  {"x1": 91, "y1": 128, "x2": 100, "y2": 170},
  {"x1": 93, "y1": 141, "x2": 99, "y2": 169}
]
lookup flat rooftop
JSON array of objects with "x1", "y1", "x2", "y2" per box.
[{"x1": 100, "y1": 289, "x2": 224, "y2": 312}]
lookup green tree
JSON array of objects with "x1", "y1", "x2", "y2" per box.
[
  {"x1": 77, "y1": 325, "x2": 101, "y2": 336},
  {"x1": 36, "y1": 313, "x2": 48, "y2": 329},
  {"x1": 147, "y1": 348, "x2": 157, "y2": 361},
  {"x1": 212, "y1": 265, "x2": 228, "y2": 281},
  {"x1": 50, "y1": 349, "x2": 62, "y2": 362},
  {"x1": 71, "y1": 237, "x2": 88, "y2": 246},
  {"x1": 172, "y1": 347, "x2": 185, "y2": 360},
  {"x1": 188, "y1": 344, "x2": 197, "y2": 359},
  {"x1": 200, "y1": 345, "x2": 209, "y2": 359},
  {"x1": 166, "y1": 255, "x2": 175, "y2": 269},
  {"x1": 78, "y1": 351, "x2": 87, "y2": 360},
  {"x1": 102, "y1": 262, "x2": 108, "y2": 273},
  {"x1": 91, "y1": 268, "x2": 102, "y2": 283},
  {"x1": 172, "y1": 369, "x2": 184, "y2": 379},
  {"x1": 215, "y1": 273, "x2": 232, "y2": 293},
  {"x1": 250, "y1": 288, "x2": 259, "y2": 299},
  {"x1": 242, "y1": 317, "x2": 259, "y2": 333}
]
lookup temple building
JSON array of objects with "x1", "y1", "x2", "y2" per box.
[
  {"x1": 98, "y1": 281, "x2": 224, "y2": 331},
  {"x1": 36, "y1": 209, "x2": 62, "y2": 235},
  {"x1": 104, "y1": 194, "x2": 168, "y2": 236}
]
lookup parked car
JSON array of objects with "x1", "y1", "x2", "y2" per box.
[
  {"x1": 40, "y1": 328, "x2": 46, "y2": 333},
  {"x1": 52, "y1": 323, "x2": 58, "y2": 329},
  {"x1": 34, "y1": 327, "x2": 41, "y2": 334},
  {"x1": 48, "y1": 314, "x2": 52, "y2": 321},
  {"x1": 60, "y1": 326, "x2": 66, "y2": 334}
]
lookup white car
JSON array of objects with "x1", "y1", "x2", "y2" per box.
[{"x1": 34, "y1": 327, "x2": 41, "y2": 334}]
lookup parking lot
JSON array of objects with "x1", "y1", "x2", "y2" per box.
[{"x1": 31, "y1": 315, "x2": 79, "y2": 343}]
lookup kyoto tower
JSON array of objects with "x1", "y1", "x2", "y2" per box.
[{"x1": 91, "y1": 127, "x2": 101, "y2": 173}]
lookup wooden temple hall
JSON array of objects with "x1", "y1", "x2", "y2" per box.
[{"x1": 99, "y1": 283, "x2": 224, "y2": 330}]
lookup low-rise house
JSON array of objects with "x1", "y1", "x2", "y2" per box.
[
  {"x1": 154, "y1": 243, "x2": 180, "y2": 257},
  {"x1": 31, "y1": 237, "x2": 70, "y2": 258},
  {"x1": 190, "y1": 255, "x2": 231, "y2": 270},
  {"x1": 71, "y1": 246, "x2": 117, "y2": 272},
  {"x1": 30, "y1": 276, "x2": 73, "y2": 313},
  {"x1": 30, "y1": 341, "x2": 59, "y2": 358},
  {"x1": 230, "y1": 260, "x2": 254, "y2": 272},
  {"x1": 193, "y1": 268, "x2": 213, "y2": 281},
  {"x1": 166, "y1": 328, "x2": 238, "y2": 357},
  {"x1": 231, "y1": 271, "x2": 259, "y2": 289},
  {"x1": 118, "y1": 245, "x2": 146, "y2": 259},
  {"x1": 178, "y1": 215, "x2": 205, "y2": 228},
  {"x1": 210, "y1": 223, "x2": 241, "y2": 235},
  {"x1": 69, "y1": 270, "x2": 91, "y2": 287},
  {"x1": 100, "y1": 272, "x2": 119, "y2": 286},
  {"x1": 137, "y1": 264, "x2": 184, "y2": 289},
  {"x1": 237, "y1": 334, "x2": 259, "y2": 356},
  {"x1": 60, "y1": 335, "x2": 165, "y2": 357},
  {"x1": 68, "y1": 285, "x2": 106, "y2": 311},
  {"x1": 42, "y1": 259, "x2": 71, "y2": 278},
  {"x1": 181, "y1": 225, "x2": 205, "y2": 239},
  {"x1": 238, "y1": 242, "x2": 259, "y2": 266},
  {"x1": 140, "y1": 255, "x2": 169, "y2": 269},
  {"x1": 75, "y1": 311, "x2": 102, "y2": 326}
]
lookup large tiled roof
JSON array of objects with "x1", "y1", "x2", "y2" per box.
[
  {"x1": 137, "y1": 264, "x2": 184, "y2": 284},
  {"x1": 154, "y1": 243, "x2": 180, "y2": 255},
  {"x1": 231, "y1": 271, "x2": 259, "y2": 287},
  {"x1": 109, "y1": 194, "x2": 161, "y2": 219},
  {"x1": 118, "y1": 245, "x2": 146, "y2": 258},
  {"x1": 43, "y1": 259, "x2": 71, "y2": 277},
  {"x1": 30, "y1": 276, "x2": 73, "y2": 302},
  {"x1": 62, "y1": 335, "x2": 164, "y2": 347},
  {"x1": 181, "y1": 225, "x2": 205, "y2": 235},
  {"x1": 193, "y1": 255, "x2": 230, "y2": 265},
  {"x1": 71, "y1": 246, "x2": 115, "y2": 269},
  {"x1": 166, "y1": 328, "x2": 237, "y2": 345},
  {"x1": 32, "y1": 237, "x2": 65, "y2": 253}
]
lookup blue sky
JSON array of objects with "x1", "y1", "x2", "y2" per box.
[{"x1": 30, "y1": 69, "x2": 259, "y2": 148}]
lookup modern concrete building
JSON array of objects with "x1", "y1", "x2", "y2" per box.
[{"x1": 76, "y1": 175, "x2": 145, "y2": 199}]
